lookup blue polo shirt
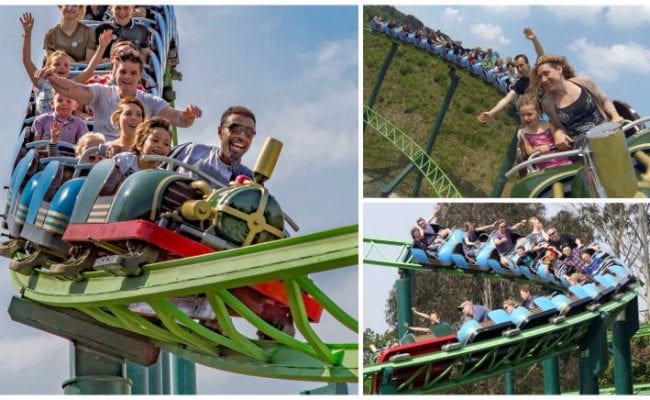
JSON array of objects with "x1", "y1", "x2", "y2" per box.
[{"x1": 472, "y1": 304, "x2": 491, "y2": 323}]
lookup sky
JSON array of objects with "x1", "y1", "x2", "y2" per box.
[
  {"x1": 392, "y1": 5, "x2": 650, "y2": 117},
  {"x1": 0, "y1": 5, "x2": 358, "y2": 395}
]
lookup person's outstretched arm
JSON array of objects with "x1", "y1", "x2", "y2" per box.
[
  {"x1": 523, "y1": 27, "x2": 545, "y2": 59},
  {"x1": 158, "y1": 104, "x2": 203, "y2": 128},
  {"x1": 411, "y1": 307, "x2": 429, "y2": 320},
  {"x1": 76, "y1": 29, "x2": 112, "y2": 83},
  {"x1": 477, "y1": 90, "x2": 517, "y2": 122},
  {"x1": 20, "y1": 12, "x2": 38, "y2": 86},
  {"x1": 36, "y1": 68, "x2": 94, "y2": 105}
]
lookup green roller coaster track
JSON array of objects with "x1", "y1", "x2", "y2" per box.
[
  {"x1": 363, "y1": 237, "x2": 640, "y2": 394},
  {"x1": 363, "y1": 106, "x2": 462, "y2": 198},
  {"x1": 11, "y1": 225, "x2": 359, "y2": 383}
]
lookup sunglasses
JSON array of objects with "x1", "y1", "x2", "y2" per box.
[{"x1": 224, "y1": 123, "x2": 255, "y2": 138}]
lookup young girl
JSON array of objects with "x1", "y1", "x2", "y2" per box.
[
  {"x1": 107, "y1": 97, "x2": 146, "y2": 155},
  {"x1": 517, "y1": 94, "x2": 573, "y2": 171},
  {"x1": 113, "y1": 117, "x2": 172, "y2": 177},
  {"x1": 20, "y1": 12, "x2": 112, "y2": 115}
]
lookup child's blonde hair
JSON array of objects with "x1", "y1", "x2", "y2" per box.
[
  {"x1": 516, "y1": 93, "x2": 540, "y2": 113},
  {"x1": 75, "y1": 132, "x2": 106, "y2": 157},
  {"x1": 133, "y1": 117, "x2": 172, "y2": 156},
  {"x1": 45, "y1": 50, "x2": 73, "y2": 68}
]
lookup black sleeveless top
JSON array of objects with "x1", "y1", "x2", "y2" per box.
[{"x1": 555, "y1": 86, "x2": 605, "y2": 138}]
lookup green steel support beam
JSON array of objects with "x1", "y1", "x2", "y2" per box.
[
  {"x1": 542, "y1": 357, "x2": 560, "y2": 394},
  {"x1": 366, "y1": 42, "x2": 399, "y2": 112},
  {"x1": 613, "y1": 297, "x2": 639, "y2": 394},
  {"x1": 127, "y1": 363, "x2": 148, "y2": 394},
  {"x1": 504, "y1": 371, "x2": 514, "y2": 394},
  {"x1": 158, "y1": 340, "x2": 357, "y2": 383},
  {"x1": 381, "y1": 163, "x2": 415, "y2": 197},
  {"x1": 12, "y1": 225, "x2": 357, "y2": 307},
  {"x1": 396, "y1": 269, "x2": 414, "y2": 339},
  {"x1": 491, "y1": 123, "x2": 520, "y2": 197},
  {"x1": 63, "y1": 344, "x2": 131, "y2": 395},
  {"x1": 578, "y1": 315, "x2": 607, "y2": 394},
  {"x1": 412, "y1": 67, "x2": 460, "y2": 197},
  {"x1": 10, "y1": 226, "x2": 357, "y2": 385},
  {"x1": 363, "y1": 107, "x2": 462, "y2": 198}
]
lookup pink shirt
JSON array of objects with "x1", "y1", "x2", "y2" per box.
[{"x1": 524, "y1": 128, "x2": 573, "y2": 170}]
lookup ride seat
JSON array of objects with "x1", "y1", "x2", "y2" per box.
[{"x1": 430, "y1": 322, "x2": 455, "y2": 337}]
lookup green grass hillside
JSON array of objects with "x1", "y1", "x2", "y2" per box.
[{"x1": 363, "y1": 29, "x2": 520, "y2": 197}]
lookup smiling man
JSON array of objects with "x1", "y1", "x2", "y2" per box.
[
  {"x1": 170, "y1": 106, "x2": 256, "y2": 185},
  {"x1": 37, "y1": 52, "x2": 202, "y2": 141}
]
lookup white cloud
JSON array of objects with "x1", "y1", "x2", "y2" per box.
[
  {"x1": 442, "y1": 7, "x2": 464, "y2": 26},
  {"x1": 546, "y1": 6, "x2": 605, "y2": 26},
  {"x1": 304, "y1": 38, "x2": 358, "y2": 87},
  {"x1": 260, "y1": 38, "x2": 357, "y2": 172},
  {"x1": 477, "y1": 6, "x2": 531, "y2": 19},
  {"x1": 0, "y1": 335, "x2": 68, "y2": 393},
  {"x1": 567, "y1": 37, "x2": 650, "y2": 81},
  {"x1": 263, "y1": 86, "x2": 357, "y2": 169},
  {"x1": 604, "y1": 6, "x2": 650, "y2": 30},
  {"x1": 469, "y1": 23, "x2": 511, "y2": 50}
]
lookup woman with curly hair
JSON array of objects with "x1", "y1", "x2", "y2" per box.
[{"x1": 530, "y1": 54, "x2": 622, "y2": 149}]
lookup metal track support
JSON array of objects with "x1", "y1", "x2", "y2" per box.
[
  {"x1": 63, "y1": 344, "x2": 131, "y2": 395},
  {"x1": 613, "y1": 297, "x2": 639, "y2": 394},
  {"x1": 542, "y1": 357, "x2": 560, "y2": 394},
  {"x1": 578, "y1": 315, "x2": 607, "y2": 394},
  {"x1": 396, "y1": 268, "x2": 414, "y2": 340},
  {"x1": 412, "y1": 68, "x2": 460, "y2": 197}
]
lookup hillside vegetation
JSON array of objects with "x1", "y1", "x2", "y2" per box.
[{"x1": 363, "y1": 15, "x2": 520, "y2": 197}]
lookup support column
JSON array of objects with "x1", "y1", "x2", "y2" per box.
[
  {"x1": 161, "y1": 351, "x2": 172, "y2": 395},
  {"x1": 148, "y1": 354, "x2": 163, "y2": 394},
  {"x1": 578, "y1": 316, "x2": 607, "y2": 394},
  {"x1": 504, "y1": 371, "x2": 514, "y2": 394},
  {"x1": 63, "y1": 344, "x2": 131, "y2": 395},
  {"x1": 172, "y1": 354, "x2": 197, "y2": 394},
  {"x1": 127, "y1": 363, "x2": 148, "y2": 394},
  {"x1": 613, "y1": 298, "x2": 639, "y2": 394},
  {"x1": 542, "y1": 357, "x2": 560, "y2": 394},
  {"x1": 411, "y1": 68, "x2": 460, "y2": 197},
  {"x1": 378, "y1": 366, "x2": 398, "y2": 394},
  {"x1": 396, "y1": 268, "x2": 414, "y2": 340},
  {"x1": 366, "y1": 42, "x2": 399, "y2": 110},
  {"x1": 490, "y1": 125, "x2": 520, "y2": 197}
]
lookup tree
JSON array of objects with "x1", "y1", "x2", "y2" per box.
[
  {"x1": 571, "y1": 203, "x2": 650, "y2": 320},
  {"x1": 363, "y1": 327, "x2": 398, "y2": 364}
]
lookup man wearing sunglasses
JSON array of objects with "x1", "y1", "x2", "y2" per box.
[
  {"x1": 546, "y1": 228, "x2": 582, "y2": 253},
  {"x1": 170, "y1": 105, "x2": 256, "y2": 186}
]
